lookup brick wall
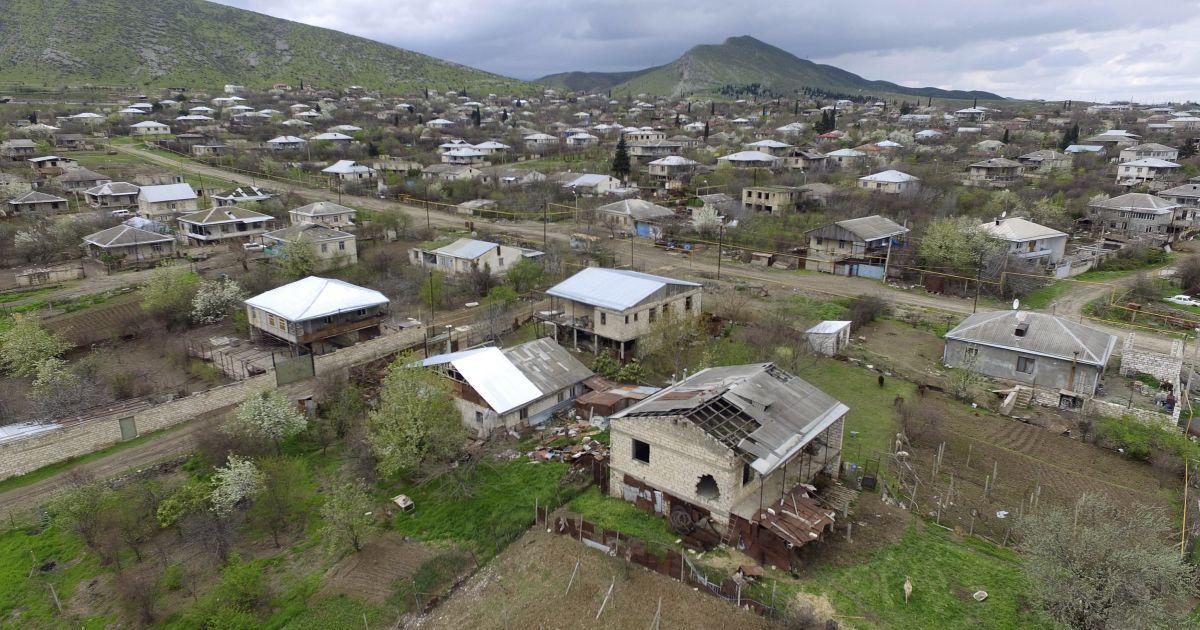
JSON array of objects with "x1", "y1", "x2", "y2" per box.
[{"x1": 1118, "y1": 334, "x2": 1183, "y2": 385}]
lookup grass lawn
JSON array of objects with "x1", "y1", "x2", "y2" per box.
[
  {"x1": 567, "y1": 486, "x2": 678, "y2": 549},
  {"x1": 792, "y1": 523, "x2": 1051, "y2": 629},
  {"x1": 0, "y1": 524, "x2": 110, "y2": 628},
  {"x1": 390, "y1": 459, "x2": 573, "y2": 559},
  {"x1": 796, "y1": 358, "x2": 914, "y2": 461},
  {"x1": 1019, "y1": 281, "x2": 1069, "y2": 310}
]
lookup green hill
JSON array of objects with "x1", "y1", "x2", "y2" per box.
[
  {"x1": 542, "y1": 36, "x2": 1003, "y2": 101},
  {"x1": 536, "y1": 68, "x2": 658, "y2": 93},
  {"x1": 0, "y1": 0, "x2": 529, "y2": 93}
]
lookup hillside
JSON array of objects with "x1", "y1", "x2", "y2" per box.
[
  {"x1": 543, "y1": 36, "x2": 1003, "y2": 100},
  {"x1": 536, "y1": 68, "x2": 657, "y2": 93},
  {"x1": 0, "y1": 0, "x2": 528, "y2": 93}
]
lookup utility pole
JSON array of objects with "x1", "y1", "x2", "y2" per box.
[
  {"x1": 1186, "y1": 328, "x2": 1200, "y2": 436},
  {"x1": 427, "y1": 271, "x2": 436, "y2": 325},
  {"x1": 543, "y1": 202, "x2": 548, "y2": 252},
  {"x1": 716, "y1": 225, "x2": 724, "y2": 280},
  {"x1": 882, "y1": 236, "x2": 893, "y2": 284},
  {"x1": 972, "y1": 248, "x2": 985, "y2": 313}
]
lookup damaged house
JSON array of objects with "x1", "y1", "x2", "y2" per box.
[{"x1": 609, "y1": 363, "x2": 846, "y2": 568}]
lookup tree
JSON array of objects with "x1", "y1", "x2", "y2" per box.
[
  {"x1": 27, "y1": 357, "x2": 110, "y2": 420},
  {"x1": 191, "y1": 276, "x2": 246, "y2": 324},
  {"x1": 141, "y1": 263, "x2": 200, "y2": 324},
  {"x1": 0, "y1": 314, "x2": 71, "y2": 377},
  {"x1": 1001, "y1": 128, "x2": 1010, "y2": 144},
  {"x1": 692, "y1": 205, "x2": 721, "y2": 237},
  {"x1": 209, "y1": 456, "x2": 265, "y2": 516},
  {"x1": 367, "y1": 353, "x2": 465, "y2": 476},
  {"x1": 506, "y1": 257, "x2": 544, "y2": 294},
  {"x1": 470, "y1": 107, "x2": 481, "y2": 127},
  {"x1": 248, "y1": 456, "x2": 309, "y2": 547},
  {"x1": 418, "y1": 270, "x2": 445, "y2": 313},
  {"x1": 278, "y1": 234, "x2": 319, "y2": 279},
  {"x1": 320, "y1": 481, "x2": 378, "y2": 553},
  {"x1": 640, "y1": 312, "x2": 708, "y2": 379},
  {"x1": 228, "y1": 390, "x2": 308, "y2": 447},
  {"x1": 466, "y1": 261, "x2": 497, "y2": 296},
  {"x1": 1059, "y1": 123, "x2": 1080, "y2": 150},
  {"x1": 1177, "y1": 255, "x2": 1200, "y2": 295},
  {"x1": 1018, "y1": 493, "x2": 1195, "y2": 629},
  {"x1": 611, "y1": 136, "x2": 631, "y2": 179},
  {"x1": 917, "y1": 217, "x2": 1004, "y2": 271}
]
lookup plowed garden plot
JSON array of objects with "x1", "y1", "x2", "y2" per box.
[
  {"x1": 414, "y1": 531, "x2": 778, "y2": 630},
  {"x1": 320, "y1": 532, "x2": 447, "y2": 605},
  {"x1": 894, "y1": 398, "x2": 1174, "y2": 541}
]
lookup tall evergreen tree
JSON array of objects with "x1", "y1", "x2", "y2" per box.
[
  {"x1": 1002, "y1": 128, "x2": 1010, "y2": 144},
  {"x1": 702, "y1": 121, "x2": 709, "y2": 141},
  {"x1": 471, "y1": 107, "x2": 481, "y2": 127},
  {"x1": 611, "y1": 136, "x2": 631, "y2": 179}
]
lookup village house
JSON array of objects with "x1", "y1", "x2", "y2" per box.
[
  {"x1": 83, "y1": 182, "x2": 140, "y2": 209},
  {"x1": 261, "y1": 223, "x2": 357, "y2": 269},
  {"x1": 289, "y1": 201, "x2": 356, "y2": 228},
  {"x1": 943, "y1": 310, "x2": 1116, "y2": 400},
  {"x1": 1087, "y1": 193, "x2": 1180, "y2": 240},
  {"x1": 1085, "y1": 129, "x2": 1141, "y2": 147},
  {"x1": 857, "y1": 170, "x2": 919, "y2": 194},
  {"x1": 742, "y1": 139, "x2": 794, "y2": 157},
  {"x1": 1119, "y1": 143, "x2": 1179, "y2": 162},
  {"x1": 540, "y1": 267, "x2": 702, "y2": 358},
  {"x1": 623, "y1": 128, "x2": 667, "y2": 143},
  {"x1": 597, "y1": 198, "x2": 676, "y2": 237},
  {"x1": 409, "y1": 238, "x2": 541, "y2": 276},
  {"x1": 177, "y1": 206, "x2": 276, "y2": 245},
  {"x1": 608, "y1": 363, "x2": 844, "y2": 566},
  {"x1": 627, "y1": 140, "x2": 685, "y2": 163},
  {"x1": 977, "y1": 216, "x2": 1068, "y2": 264},
  {"x1": 322, "y1": 160, "x2": 375, "y2": 184},
  {"x1": 557, "y1": 173, "x2": 621, "y2": 195},
  {"x1": 81, "y1": 224, "x2": 176, "y2": 263},
  {"x1": 5, "y1": 191, "x2": 67, "y2": 217},
  {"x1": 421, "y1": 164, "x2": 483, "y2": 182},
  {"x1": 1160, "y1": 182, "x2": 1200, "y2": 209},
  {"x1": 966, "y1": 157, "x2": 1024, "y2": 187},
  {"x1": 441, "y1": 147, "x2": 487, "y2": 166},
  {"x1": 245, "y1": 276, "x2": 389, "y2": 353},
  {"x1": 56, "y1": 167, "x2": 110, "y2": 192},
  {"x1": 716, "y1": 151, "x2": 781, "y2": 169},
  {"x1": 480, "y1": 166, "x2": 546, "y2": 187},
  {"x1": 138, "y1": 183, "x2": 198, "y2": 219},
  {"x1": 29, "y1": 155, "x2": 77, "y2": 172},
  {"x1": 783, "y1": 148, "x2": 826, "y2": 171},
  {"x1": 422, "y1": 337, "x2": 593, "y2": 437},
  {"x1": 211, "y1": 186, "x2": 273, "y2": 207},
  {"x1": 804, "y1": 215, "x2": 909, "y2": 278},
  {"x1": 130, "y1": 120, "x2": 171, "y2": 136},
  {"x1": 523, "y1": 132, "x2": 559, "y2": 148},
  {"x1": 1116, "y1": 158, "x2": 1180, "y2": 185},
  {"x1": 646, "y1": 156, "x2": 698, "y2": 188},
  {"x1": 266, "y1": 135, "x2": 307, "y2": 150},
  {"x1": 742, "y1": 185, "x2": 800, "y2": 214},
  {"x1": 824, "y1": 148, "x2": 867, "y2": 168},
  {"x1": 1016, "y1": 149, "x2": 1072, "y2": 172},
  {"x1": 1, "y1": 139, "x2": 37, "y2": 159}
]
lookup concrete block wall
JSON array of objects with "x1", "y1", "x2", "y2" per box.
[
  {"x1": 1119, "y1": 334, "x2": 1184, "y2": 384},
  {"x1": 1086, "y1": 398, "x2": 1175, "y2": 427}
]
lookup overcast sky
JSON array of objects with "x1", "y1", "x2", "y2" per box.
[{"x1": 214, "y1": 0, "x2": 1200, "y2": 101}]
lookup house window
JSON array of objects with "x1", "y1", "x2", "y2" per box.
[
  {"x1": 634, "y1": 312, "x2": 639, "y2": 322},
  {"x1": 648, "y1": 307, "x2": 657, "y2": 323},
  {"x1": 320, "y1": 243, "x2": 328, "y2": 253},
  {"x1": 1016, "y1": 356, "x2": 1035, "y2": 374},
  {"x1": 632, "y1": 439, "x2": 650, "y2": 463},
  {"x1": 624, "y1": 315, "x2": 629, "y2": 324},
  {"x1": 519, "y1": 406, "x2": 529, "y2": 420},
  {"x1": 600, "y1": 312, "x2": 606, "y2": 326},
  {"x1": 475, "y1": 411, "x2": 483, "y2": 424},
  {"x1": 685, "y1": 296, "x2": 693, "y2": 311},
  {"x1": 338, "y1": 241, "x2": 346, "y2": 251},
  {"x1": 742, "y1": 463, "x2": 753, "y2": 486}
]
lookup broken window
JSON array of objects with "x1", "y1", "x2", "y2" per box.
[
  {"x1": 632, "y1": 439, "x2": 650, "y2": 463},
  {"x1": 742, "y1": 463, "x2": 753, "y2": 486},
  {"x1": 696, "y1": 474, "x2": 720, "y2": 500}
]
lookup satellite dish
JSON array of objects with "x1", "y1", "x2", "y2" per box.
[{"x1": 1012, "y1": 299, "x2": 1020, "y2": 310}]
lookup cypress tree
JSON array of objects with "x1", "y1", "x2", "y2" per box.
[
  {"x1": 1002, "y1": 128, "x2": 1010, "y2": 144},
  {"x1": 612, "y1": 136, "x2": 631, "y2": 179}
]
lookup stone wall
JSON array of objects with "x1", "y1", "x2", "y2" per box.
[
  {"x1": 1086, "y1": 398, "x2": 1176, "y2": 427},
  {"x1": 0, "y1": 326, "x2": 430, "y2": 481}
]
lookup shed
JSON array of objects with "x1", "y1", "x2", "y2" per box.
[{"x1": 805, "y1": 321, "x2": 852, "y2": 356}]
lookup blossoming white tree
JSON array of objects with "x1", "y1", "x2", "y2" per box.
[
  {"x1": 191, "y1": 276, "x2": 247, "y2": 325},
  {"x1": 228, "y1": 390, "x2": 308, "y2": 447},
  {"x1": 209, "y1": 456, "x2": 265, "y2": 516}
]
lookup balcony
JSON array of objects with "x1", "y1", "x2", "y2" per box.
[{"x1": 296, "y1": 314, "x2": 387, "y2": 344}]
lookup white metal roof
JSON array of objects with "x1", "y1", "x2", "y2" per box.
[
  {"x1": 859, "y1": 170, "x2": 918, "y2": 183},
  {"x1": 718, "y1": 150, "x2": 780, "y2": 163},
  {"x1": 433, "y1": 238, "x2": 497, "y2": 260},
  {"x1": 806, "y1": 321, "x2": 851, "y2": 334},
  {"x1": 546, "y1": 267, "x2": 699, "y2": 311},
  {"x1": 139, "y1": 183, "x2": 196, "y2": 203},
  {"x1": 977, "y1": 217, "x2": 1066, "y2": 242},
  {"x1": 245, "y1": 276, "x2": 388, "y2": 322},
  {"x1": 422, "y1": 346, "x2": 542, "y2": 414}
]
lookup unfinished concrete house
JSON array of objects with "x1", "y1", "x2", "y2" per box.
[
  {"x1": 609, "y1": 363, "x2": 845, "y2": 568},
  {"x1": 244, "y1": 276, "x2": 389, "y2": 353},
  {"x1": 540, "y1": 267, "x2": 702, "y2": 359}
]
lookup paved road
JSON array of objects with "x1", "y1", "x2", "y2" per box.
[{"x1": 0, "y1": 409, "x2": 227, "y2": 522}]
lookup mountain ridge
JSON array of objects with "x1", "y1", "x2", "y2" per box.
[
  {"x1": 0, "y1": 0, "x2": 528, "y2": 93},
  {"x1": 537, "y1": 36, "x2": 1003, "y2": 100}
]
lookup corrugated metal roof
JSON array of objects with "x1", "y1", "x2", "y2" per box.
[
  {"x1": 597, "y1": 199, "x2": 675, "y2": 221},
  {"x1": 613, "y1": 363, "x2": 848, "y2": 476},
  {"x1": 806, "y1": 321, "x2": 851, "y2": 334},
  {"x1": 546, "y1": 267, "x2": 700, "y2": 312},
  {"x1": 423, "y1": 338, "x2": 589, "y2": 414},
  {"x1": 944, "y1": 310, "x2": 1116, "y2": 366},
  {"x1": 977, "y1": 217, "x2": 1066, "y2": 242},
  {"x1": 139, "y1": 183, "x2": 196, "y2": 203}
]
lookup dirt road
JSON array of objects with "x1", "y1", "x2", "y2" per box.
[{"x1": 0, "y1": 408, "x2": 228, "y2": 522}]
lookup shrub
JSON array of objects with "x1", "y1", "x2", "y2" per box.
[{"x1": 847, "y1": 295, "x2": 888, "y2": 328}]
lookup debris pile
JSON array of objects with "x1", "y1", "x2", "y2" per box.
[{"x1": 527, "y1": 422, "x2": 609, "y2": 465}]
